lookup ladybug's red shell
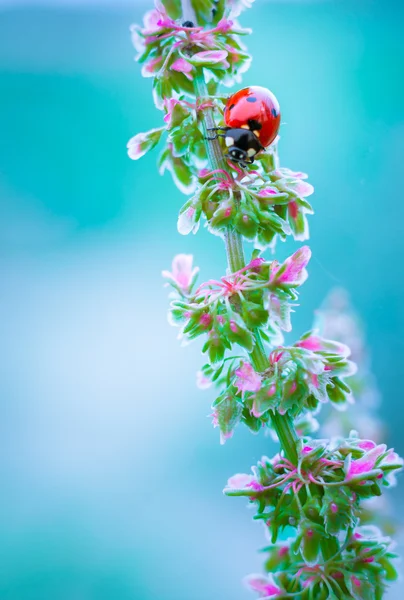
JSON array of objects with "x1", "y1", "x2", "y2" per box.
[{"x1": 224, "y1": 86, "x2": 281, "y2": 148}]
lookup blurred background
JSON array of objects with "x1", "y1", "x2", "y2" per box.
[{"x1": 0, "y1": 0, "x2": 403, "y2": 598}]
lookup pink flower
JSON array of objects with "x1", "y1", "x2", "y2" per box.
[
  {"x1": 244, "y1": 574, "x2": 282, "y2": 598},
  {"x1": 271, "y1": 246, "x2": 311, "y2": 286},
  {"x1": 235, "y1": 362, "x2": 261, "y2": 393},
  {"x1": 162, "y1": 254, "x2": 199, "y2": 293},
  {"x1": 346, "y1": 444, "x2": 387, "y2": 480}
]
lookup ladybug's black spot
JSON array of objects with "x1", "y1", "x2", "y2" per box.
[
  {"x1": 182, "y1": 21, "x2": 194, "y2": 27},
  {"x1": 271, "y1": 108, "x2": 278, "y2": 117},
  {"x1": 248, "y1": 119, "x2": 262, "y2": 131},
  {"x1": 246, "y1": 97, "x2": 257, "y2": 103},
  {"x1": 228, "y1": 103, "x2": 235, "y2": 111}
]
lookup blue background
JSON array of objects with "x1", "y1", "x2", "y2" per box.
[{"x1": 0, "y1": 0, "x2": 403, "y2": 598}]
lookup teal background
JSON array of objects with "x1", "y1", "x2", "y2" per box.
[{"x1": 0, "y1": 1, "x2": 403, "y2": 598}]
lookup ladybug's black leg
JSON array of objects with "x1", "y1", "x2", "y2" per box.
[
  {"x1": 205, "y1": 132, "x2": 228, "y2": 141},
  {"x1": 206, "y1": 126, "x2": 230, "y2": 132}
]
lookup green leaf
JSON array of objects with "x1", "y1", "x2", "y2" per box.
[
  {"x1": 209, "y1": 199, "x2": 235, "y2": 229},
  {"x1": 252, "y1": 383, "x2": 278, "y2": 417},
  {"x1": 166, "y1": 101, "x2": 190, "y2": 130},
  {"x1": 242, "y1": 406, "x2": 262, "y2": 433},
  {"x1": 225, "y1": 321, "x2": 254, "y2": 351},
  {"x1": 202, "y1": 330, "x2": 229, "y2": 364},
  {"x1": 299, "y1": 521, "x2": 324, "y2": 566},
  {"x1": 235, "y1": 207, "x2": 259, "y2": 239},
  {"x1": 215, "y1": 391, "x2": 243, "y2": 442},
  {"x1": 177, "y1": 195, "x2": 202, "y2": 235},
  {"x1": 160, "y1": 146, "x2": 195, "y2": 195},
  {"x1": 320, "y1": 489, "x2": 357, "y2": 536},
  {"x1": 241, "y1": 300, "x2": 268, "y2": 329},
  {"x1": 267, "y1": 293, "x2": 292, "y2": 332},
  {"x1": 152, "y1": 75, "x2": 173, "y2": 109}
]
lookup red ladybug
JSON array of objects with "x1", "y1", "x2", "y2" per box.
[{"x1": 207, "y1": 86, "x2": 281, "y2": 167}]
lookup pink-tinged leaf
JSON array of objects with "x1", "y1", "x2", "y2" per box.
[
  {"x1": 244, "y1": 574, "x2": 282, "y2": 598},
  {"x1": 216, "y1": 18, "x2": 234, "y2": 33},
  {"x1": 195, "y1": 50, "x2": 228, "y2": 62},
  {"x1": 127, "y1": 127, "x2": 165, "y2": 160},
  {"x1": 143, "y1": 8, "x2": 163, "y2": 33},
  {"x1": 268, "y1": 293, "x2": 292, "y2": 332},
  {"x1": 346, "y1": 444, "x2": 387, "y2": 480},
  {"x1": 171, "y1": 57, "x2": 193, "y2": 73},
  {"x1": 189, "y1": 50, "x2": 230, "y2": 68},
  {"x1": 163, "y1": 98, "x2": 189, "y2": 129},
  {"x1": 296, "y1": 334, "x2": 350, "y2": 356},
  {"x1": 213, "y1": 394, "x2": 243, "y2": 444},
  {"x1": 177, "y1": 205, "x2": 200, "y2": 235},
  {"x1": 130, "y1": 25, "x2": 144, "y2": 54},
  {"x1": 293, "y1": 180, "x2": 314, "y2": 197},
  {"x1": 271, "y1": 246, "x2": 312, "y2": 286},
  {"x1": 227, "y1": 473, "x2": 255, "y2": 489},
  {"x1": 358, "y1": 440, "x2": 377, "y2": 451},
  {"x1": 257, "y1": 187, "x2": 278, "y2": 197},
  {"x1": 196, "y1": 371, "x2": 212, "y2": 390},
  {"x1": 141, "y1": 56, "x2": 164, "y2": 78},
  {"x1": 234, "y1": 362, "x2": 261, "y2": 393},
  {"x1": 143, "y1": 7, "x2": 175, "y2": 33},
  {"x1": 162, "y1": 254, "x2": 199, "y2": 293}
]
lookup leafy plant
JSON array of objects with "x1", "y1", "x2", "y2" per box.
[{"x1": 128, "y1": 1, "x2": 402, "y2": 598}]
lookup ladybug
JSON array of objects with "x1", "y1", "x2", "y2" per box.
[{"x1": 207, "y1": 86, "x2": 281, "y2": 168}]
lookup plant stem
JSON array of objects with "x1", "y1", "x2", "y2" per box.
[
  {"x1": 180, "y1": 0, "x2": 197, "y2": 24},
  {"x1": 192, "y1": 70, "x2": 299, "y2": 465},
  {"x1": 188, "y1": 5, "x2": 339, "y2": 565}
]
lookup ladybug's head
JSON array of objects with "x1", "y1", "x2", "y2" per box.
[
  {"x1": 224, "y1": 127, "x2": 262, "y2": 167},
  {"x1": 228, "y1": 146, "x2": 249, "y2": 163}
]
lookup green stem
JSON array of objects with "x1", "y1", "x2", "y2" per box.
[
  {"x1": 180, "y1": 0, "x2": 197, "y2": 24},
  {"x1": 193, "y1": 69, "x2": 299, "y2": 465},
  {"x1": 189, "y1": 15, "x2": 339, "y2": 568},
  {"x1": 191, "y1": 30, "x2": 339, "y2": 567}
]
